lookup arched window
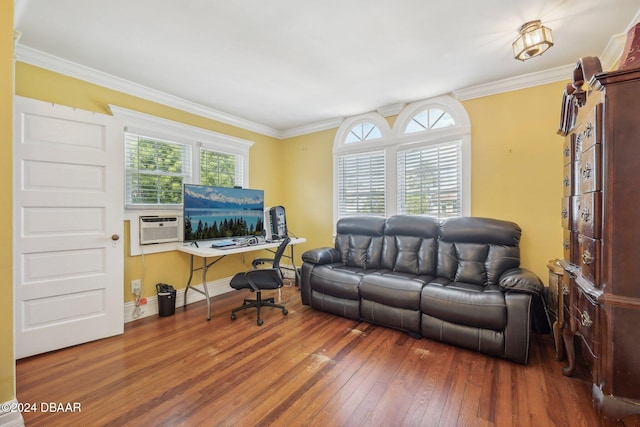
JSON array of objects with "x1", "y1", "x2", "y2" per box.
[
  {"x1": 405, "y1": 108, "x2": 455, "y2": 133},
  {"x1": 334, "y1": 96, "x2": 471, "y2": 222},
  {"x1": 345, "y1": 121, "x2": 382, "y2": 143}
]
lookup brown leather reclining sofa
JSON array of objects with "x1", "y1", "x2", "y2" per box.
[{"x1": 300, "y1": 215, "x2": 544, "y2": 364}]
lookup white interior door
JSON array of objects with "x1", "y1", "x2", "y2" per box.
[{"x1": 14, "y1": 96, "x2": 124, "y2": 359}]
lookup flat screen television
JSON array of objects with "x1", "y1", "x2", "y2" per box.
[{"x1": 183, "y1": 184, "x2": 264, "y2": 242}]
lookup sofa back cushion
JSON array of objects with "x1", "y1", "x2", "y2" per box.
[
  {"x1": 381, "y1": 215, "x2": 439, "y2": 275},
  {"x1": 335, "y1": 216, "x2": 386, "y2": 269},
  {"x1": 437, "y1": 217, "x2": 521, "y2": 286}
]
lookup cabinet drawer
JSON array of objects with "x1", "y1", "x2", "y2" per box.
[
  {"x1": 577, "y1": 191, "x2": 602, "y2": 239},
  {"x1": 578, "y1": 234, "x2": 601, "y2": 287},
  {"x1": 563, "y1": 229, "x2": 577, "y2": 264},
  {"x1": 573, "y1": 288, "x2": 599, "y2": 360},
  {"x1": 580, "y1": 143, "x2": 601, "y2": 193},
  {"x1": 561, "y1": 197, "x2": 571, "y2": 229},
  {"x1": 563, "y1": 133, "x2": 575, "y2": 166},
  {"x1": 561, "y1": 196, "x2": 580, "y2": 230},
  {"x1": 563, "y1": 163, "x2": 573, "y2": 197},
  {"x1": 578, "y1": 103, "x2": 602, "y2": 153}
]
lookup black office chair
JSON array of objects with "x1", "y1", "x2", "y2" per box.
[{"x1": 229, "y1": 237, "x2": 291, "y2": 325}]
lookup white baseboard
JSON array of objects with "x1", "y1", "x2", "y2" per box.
[
  {"x1": 123, "y1": 266, "x2": 298, "y2": 323},
  {"x1": 124, "y1": 276, "x2": 233, "y2": 323},
  {"x1": 0, "y1": 399, "x2": 25, "y2": 427}
]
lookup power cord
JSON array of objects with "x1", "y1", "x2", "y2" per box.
[
  {"x1": 132, "y1": 288, "x2": 144, "y2": 319},
  {"x1": 132, "y1": 244, "x2": 147, "y2": 319}
]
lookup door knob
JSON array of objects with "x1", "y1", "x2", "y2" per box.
[{"x1": 111, "y1": 234, "x2": 120, "y2": 241}]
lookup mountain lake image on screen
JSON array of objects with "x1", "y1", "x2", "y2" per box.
[{"x1": 183, "y1": 184, "x2": 265, "y2": 242}]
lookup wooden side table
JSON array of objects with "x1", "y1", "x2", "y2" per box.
[{"x1": 547, "y1": 259, "x2": 566, "y2": 360}]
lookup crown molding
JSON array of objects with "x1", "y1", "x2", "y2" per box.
[
  {"x1": 15, "y1": 32, "x2": 632, "y2": 141},
  {"x1": 377, "y1": 102, "x2": 406, "y2": 117},
  {"x1": 600, "y1": 32, "x2": 627, "y2": 71},
  {"x1": 15, "y1": 45, "x2": 282, "y2": 139},
  {"x1": 279, "y1": 117, "x2": 345, "y2": 139},
  {"x1": 452, "y1": 64, "x2": 572, "y2": 101}
]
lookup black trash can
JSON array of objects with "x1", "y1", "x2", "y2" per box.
[{"x1": 156, "y1": 283, "x2": 176, "y2": 317}]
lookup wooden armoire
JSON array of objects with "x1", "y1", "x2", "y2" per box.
[{"x1": 558, "y1": 57, "x2": 640, "y2": 422}]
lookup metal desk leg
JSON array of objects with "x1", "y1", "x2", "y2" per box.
[
  {"x1": 202, "y1": 256, "x2": 211, "y2": 321},
  {"x1": 290, "y1": 245, "x2": 300, "y2": 286},
  {"x1": 182, "y1": 254, "x2": 212, "y2": 321},
  {"x1": 184, "y1": 255, "x2": 195, "y2": 308}
]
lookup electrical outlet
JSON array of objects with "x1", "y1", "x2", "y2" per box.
[{"x1": 131, "y1": 279, "x2": 142, "y2": 295}]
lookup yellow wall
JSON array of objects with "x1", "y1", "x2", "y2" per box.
[
  {"x1": 464, "y1": 83, "x2": 566, "y2": 279},
  {"x1": 280, "y1": 128, "x2": 337, "y2": 255},
  {"x1": 1, "y1": 0, "x2": 14, "y2": 406},
  {"x1": 281, "y1": 84, "x2": 568, "y2": 282},
  {"x1": 15, "y1": 62, "x2": 286, "y2": 303}
]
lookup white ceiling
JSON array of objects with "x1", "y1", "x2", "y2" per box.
[{"x1": 13, "y1": 0, "x2": 640, "y2": 137}]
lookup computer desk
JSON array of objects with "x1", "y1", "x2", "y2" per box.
[{"x1": 177, "y1": 237, "x2": 306, "y2": 320}]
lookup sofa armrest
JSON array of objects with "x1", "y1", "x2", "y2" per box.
[
  {"x1": 499, "y1": 268, "x2": 543, "y2": 295},
  {"x1": 500, "y1": 267, "x2": 551, "y2": 335},
  {"x1": 302, "y1": 247, "x2": 341, "y2": 265}
]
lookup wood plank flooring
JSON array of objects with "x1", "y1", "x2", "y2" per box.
[{"x1": 15, "y1": 286, "x2": 629, "y2": 426}]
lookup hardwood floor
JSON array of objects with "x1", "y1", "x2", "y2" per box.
[{"x1": 15, "y1": 286, "x2": 627, "y2": 426}]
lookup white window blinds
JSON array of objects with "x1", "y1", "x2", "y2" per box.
[
  {"x1": 337, "y1": 150, "x2": 386, "y2": 217},
  {"x1": 125, "y1": 133, "x2": 192, "y2": 206},
  {"x1": 200, "y1": 147, "x2": 241, "y2": 187},
  {"x1": 397, "y1": 140, "x2": 462, "y2": 219}
]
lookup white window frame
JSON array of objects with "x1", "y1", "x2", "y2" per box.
[
  {"x1": 333, "y1": 96, "x2": 471, "y2": 226},
  {"x1": 109, "y1": 105, "x2": 254, "y2": 255}
]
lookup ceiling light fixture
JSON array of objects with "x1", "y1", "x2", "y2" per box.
[{"x1": 512, "y1": 20, "x2": 553, "y2": 61}]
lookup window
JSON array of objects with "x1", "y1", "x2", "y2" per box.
[
  {"x1": 397, "y1": 141, "x2": 462, "y2": 218},
  {"x1": 110, "y1": 105, "x2": 254, "y2": 210},
  {"x1": 337, "y1": 150, "x2": 386, "y2": 217},
  {"x1": 345, "y1": 121, "x2": 382, "y2": 143},
  {"x1": 334, "y1": 96, "x2": 470, "y2": 222},
  {"x1": 405, "y1": 108, "x2": 455, "y2": 133},
  {"x1": 125, "y1": 133, "x2": 192, "y2": 206},
  {"x1": 200, "y1": 148, "x2": 241, "y2": 187}
]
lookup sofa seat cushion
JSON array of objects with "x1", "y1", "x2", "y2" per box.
[
  {"x1": 309, "y1": 264, "x2": 372, "y2": 300},
  {"x1": 420, "y1": 281, "x2": 506, "y2": 331},
  {"x1": 360, "y1": 273, "x2": 424, "y2": 310},
  {"x1": 310, "y1": 291, "x2": 360, "y2": 320}
]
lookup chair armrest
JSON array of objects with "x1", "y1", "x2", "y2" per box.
[
  {"x1": 252, "y1": 257, "x2": 274, "y2": 268},
  {"x1": 301, "y1": 247, "x2": 341, "y2": 265},
  {"x1": 499, "y1": 268, "x2": 544, "y2": 295}
]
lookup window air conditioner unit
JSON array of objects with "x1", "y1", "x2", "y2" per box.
[{"x1": 139, "y1": 216, "x2": 180, "y2": 245}]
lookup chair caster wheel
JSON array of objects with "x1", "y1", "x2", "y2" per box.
[
  {"x1": 257, "y1": 319, "x2": 264, "y2": 326},
  {"x1": 231, "y1": 313, "x2": 236, "y2": 321},
  {"x1": 282, "y1": 309, "x2": 288, "y2": 315}
]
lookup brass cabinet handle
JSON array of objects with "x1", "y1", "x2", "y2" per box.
[
  {"x1": 581, "y1": 310, "x2": 592, "y2": 327},
  {"x1": 582, "y1": 250, "x2": 593, "y2": 265},
  {"x1": 580, "y1": 207, "x2": 591, "y2": 223}
]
